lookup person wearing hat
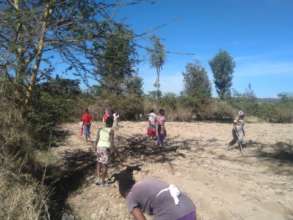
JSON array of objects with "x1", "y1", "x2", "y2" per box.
[{"x1": 228, "y1": 111, "x2": 246, "y2": 153}]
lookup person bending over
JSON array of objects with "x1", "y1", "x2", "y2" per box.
[{"x1": 111, "y1": 167, "x2": 196, "y2": 220}]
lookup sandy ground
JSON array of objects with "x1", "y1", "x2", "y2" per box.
[{"x1": 54, "y1": 122, "x2": 293, "y2": 220}]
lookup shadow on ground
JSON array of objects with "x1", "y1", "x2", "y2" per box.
[
  {"x1": 217, "y1": 141, "x2": 293, "y2": 176},
  {"x1": 254, "y1": 141, "x2": 293, "y2": 164},
  {"x1": 43, "y1": 134, "x2": 196, "y2": 219}
]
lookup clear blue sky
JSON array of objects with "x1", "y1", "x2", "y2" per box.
[{"x1": 113, "y1": 0, "x2": 293, "y2": 98}]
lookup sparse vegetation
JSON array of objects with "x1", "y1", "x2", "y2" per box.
[{"x1": 0, "y1": 0, "x2": 292, "y2": 219}]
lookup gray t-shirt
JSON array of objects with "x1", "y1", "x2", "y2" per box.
[{"x1": 126, "y1": 178, "x2": 195, "y2": 220}]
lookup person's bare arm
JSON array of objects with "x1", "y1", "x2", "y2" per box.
[
  {"x1": 131, "y1": 208, "x2": 146, "y2": 220},
  {"x1": 95, "y1": 128, "x2": 100, "y2": 149}
]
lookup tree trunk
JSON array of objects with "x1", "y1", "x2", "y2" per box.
[
  {"x1": 156, "y1": 68, "x2": 160, "y2": 109},
  {"x1": 26, "y1": 0, "x2": 55, "y2": 103},
  {"x1": 13, "y1": 0, "x2": 26, "y2": 83}
]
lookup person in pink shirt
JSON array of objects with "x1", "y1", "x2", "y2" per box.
[{"x1": 156, "y1": 109, "x2": 166, "y2": 147}]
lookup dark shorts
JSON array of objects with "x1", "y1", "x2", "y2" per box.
[{"x1": 177, "y1": 211, "x2": 196, "y2": 220}]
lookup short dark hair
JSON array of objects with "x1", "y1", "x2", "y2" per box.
[
  {"x1": 159, "y1": 109, "x2": 165, "y2": 115},
  {"x1": 85, "y1": 108, "x2": 89, "y2": 113},
  {"x1": 150, "y1": 109, "x2": 154, "y2": 113},
  {"x1": 108, "y1": 165, "x2": 141, "y2": 198},
  {"x1": 118, "y1": 175, "x2": 135, "y2": 198}
]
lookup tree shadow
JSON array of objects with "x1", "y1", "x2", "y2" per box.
[
  {"x1": 42, "y1": 134, "x2": 195, "y2": 219},
  {"x1": 112, "y1": 134, "x2": 194, "y2": 165},
  {"x1": 49, "y1": 128, "x2": 71, "y2": 147},
  {"x1": 248, "y1": 141, "x2": 293, "y2": 176},
  {"x1": 41, "y1": 150, "x2": 94, "y2": 219},
  {"x1": 254, "y1": 141, "x2": 293, "y2": 163}
]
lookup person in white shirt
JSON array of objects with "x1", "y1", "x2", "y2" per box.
[{"x1": 147, "y1": 109, "x2": 157, "y2": 138}]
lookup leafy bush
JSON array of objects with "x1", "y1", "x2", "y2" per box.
[
  {"x1": 230, "y1": 97, "x2": 293, "y2": 123},
  {"x1": 91, "y1": 94, "x2": 144, "y2": 120}
]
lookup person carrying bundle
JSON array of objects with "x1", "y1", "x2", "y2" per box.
[{"x1": 228, "y1": 111, "x2": 246, "y2": 153}]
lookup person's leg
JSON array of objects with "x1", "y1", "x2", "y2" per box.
[
  {"x1": 86, "y1": 124, "x2": 91, "y2": 142},
  {"x1": 84, "y1": 124, "x2": 89, "y2": 142},
  {"x1": 101, "y1": 164, "x2": 108, "y2": 184},
  {"x1": 96, "y1": 162, "x2": 102, "y2": 184},
  {"x1": 157, "y1": 133, "x2": 162, "y2": 146},
  {"x1": 228, "y1": 129, "x2": 237, "y2": 149},
  {"x1": 237, "y1": 133, "x2": 244, "y2": 154}
]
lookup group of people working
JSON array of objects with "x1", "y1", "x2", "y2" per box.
[
  {"x1": 147, "y1": 109, "x2": 167, "y2": 147},
  {"x1": 80, "y1": 108, "x2": 246, "y2": 220}
]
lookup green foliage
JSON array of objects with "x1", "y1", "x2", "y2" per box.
[
  {"x1": 0, "y1": 0, "x2": 112, "y2": 101},
  {"x1": 91, "y1": 24, "x2": 144, "y2": 120},
  {"x1": 149, "y1": 35, "x2": 166, "y2": 102},
  {"x1": 92, "y1": 94, "x2": 144, "y2": 120},
  {"x1": 209, "y1": 50, "x2": 235, "y2": 99},
  {"x1": 183, "y1": 61, "x2": 211, "y2": 103},
  {"x1": 230, "y1": 96, "x2": 293, "y2": 123},
  {"x1": 126, "y1": 76, "x2": 144, "y2": 97},
  {"x1": 95, "y1": 24, "x2": 138, "y2": 96},
  {"x1": 147, "y1": 90, "x2": 163, "y2": 101},
  {"x1": 149, "y1": 35, "x2": 166, "y2": 73}
]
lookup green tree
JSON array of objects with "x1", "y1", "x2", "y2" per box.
[
  {"x1": 126, "y1": 75, "x2": 144, "y2": 97},
  {"x1": 209, "y1": 50, "x2": 235, "y2": 99},
  {"x1": 149, "y1": 35, "x2": 166, "y2": 104},
  {"x1": 0, "y1": 1, "x2": 115, "y2": 104},
  {"x1": 183, "y1": 62, "x2": 211, "y2": 102},
  {"x1": 94, "y1": 24, "x2": 138, "y2": 96}
]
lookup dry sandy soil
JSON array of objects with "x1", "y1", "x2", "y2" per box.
[{"x1": 53, "y1": 122, "x2": 293, "y2": 220}]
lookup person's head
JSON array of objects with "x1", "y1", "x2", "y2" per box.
[
  {"x1": 105, "y1": 108, "x2": 112, "y2": 114},
  {"x1": 149, "y1": 109, "x2": 154, "y2": 113},
  {"x1": 85, "y1": 108, "x2": 89, "y2": 113},
  {"x1": 118, "y1": 175, "x2": 136, "y2": 198},
  {"x1": 238, "y1": 110, "x2": 245, "y2": 119},
  {"x1": 105, "y1": 115, "x2": 113, "y2": 128},
  {"x1": 108, "y1": 165, "x2": 141, "y2": 198},
  {"x1": 159, "y1": 109, "x2": 165, "y2": 116}
]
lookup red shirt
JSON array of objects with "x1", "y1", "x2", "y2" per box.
[
  {"x1": 102, "y1": 112, "x2": 110, "y2": 122},
  {"x1": 81, "y1": 113, "x2": 92, "y2": 124}
]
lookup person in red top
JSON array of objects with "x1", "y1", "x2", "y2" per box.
[
  {"x1": 81, "y1": 108, "x2": 92, "y2": 142},
  {"x1": 102, "y1": 108, "x2": 111, "y2": 123}
]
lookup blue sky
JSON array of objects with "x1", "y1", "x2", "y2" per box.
[{"x1": 112, "y1": 0, "x2": 293, "y2": 98}]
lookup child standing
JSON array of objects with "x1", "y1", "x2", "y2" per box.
[
  {"x1": 95, "y1": 116, "x2": 114, "y2": 186},
  {"x1": 81, "y1": 109, "x2": 92, "y2": 142},
  {"x1": 147, "y1": 109, "x2": 157, "y2": 138},
  {"x1": 156, "y1": 109, "x2": 167, "y2": 147}
]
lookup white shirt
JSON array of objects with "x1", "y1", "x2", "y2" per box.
[{"x1": 148, "y1": 112, "x2": 156, "y2": 125}]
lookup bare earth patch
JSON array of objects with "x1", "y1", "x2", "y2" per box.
[{"x1": 54, "y1": 122, "x2": 293, "y2": 220}]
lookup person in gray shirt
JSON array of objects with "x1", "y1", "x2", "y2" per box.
[{"x1": 109, "y1": 166, "x2": 196, "y2": 220}]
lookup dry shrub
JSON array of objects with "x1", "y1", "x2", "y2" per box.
[
  {"x1": 166, "y1": 106, "x2": 194, "y2": 121},
  {"x1": 0, "y1": 82, "x2": 49, "y2": 220},
  {"x1": 199, "y1": 100, "x2": 236, "y2": 121},
  {"x1": 0, "y1": 153, "x2": 49, "y2": 220}
]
